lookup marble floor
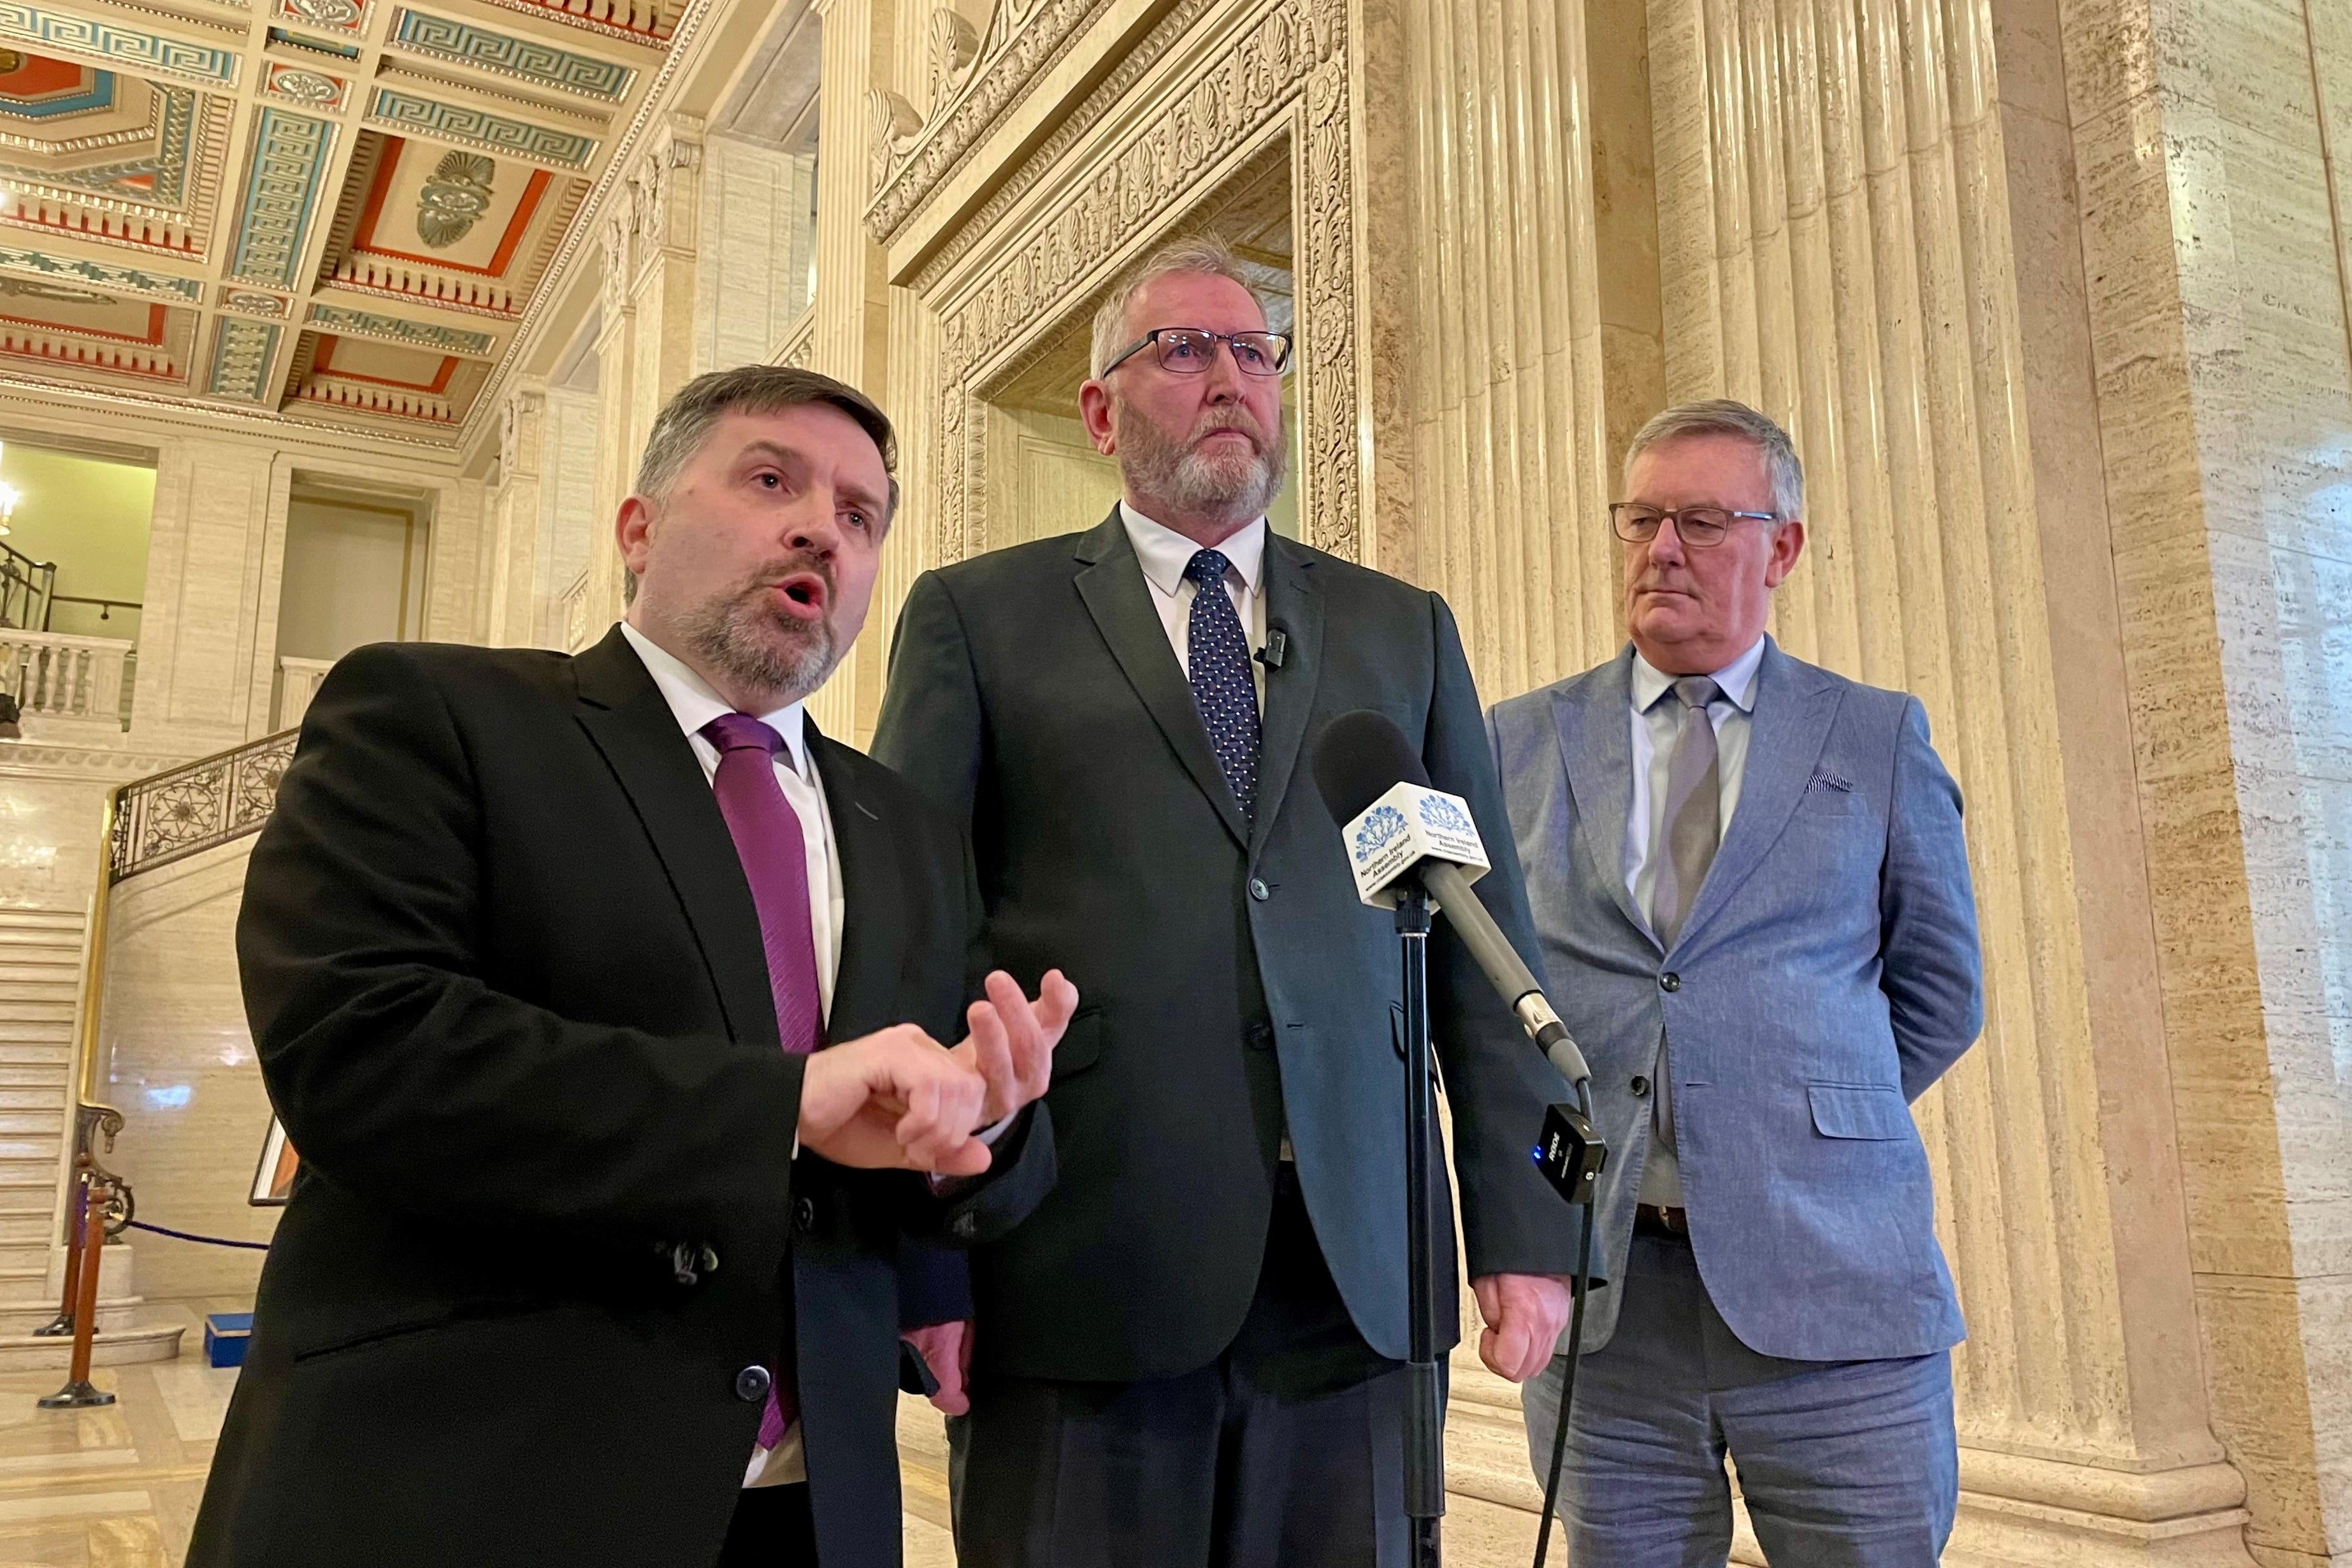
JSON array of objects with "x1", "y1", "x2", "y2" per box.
[{"x1": 0, "y1": 1300, "x2": 1564, "y2": 1566}]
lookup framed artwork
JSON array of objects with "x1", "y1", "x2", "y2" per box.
[{"x1": 249, "y1": 1116, "x2": 299, "y2": 1205}]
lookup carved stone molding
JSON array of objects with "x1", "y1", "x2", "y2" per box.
[
  {"x1": 924, "y1": 0, "x2": 1357, "y2": 566},
  {"x1": 863, "y1": 0, "x2": 1132, "y2": 243},
  {"x1": 0, "y1": 744, "x2": 193, "y2": 781}
]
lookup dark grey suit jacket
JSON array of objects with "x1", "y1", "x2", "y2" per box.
[{"x1": 872, "y1": 508, "x2": 1577, "y2": 1382}]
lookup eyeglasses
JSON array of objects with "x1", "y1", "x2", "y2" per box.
[
  {"x1": 1608, "y1": 503, "x2": 1777, "y2": 547},
  {"x1": 1101, "y1": 327, "x2": 1294, "y2": 378}
]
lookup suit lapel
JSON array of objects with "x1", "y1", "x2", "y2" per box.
[
  {"x1": 572, "y1": 625, "x2": 779, "y2": 1050},
  {"x1": 1552, "y1": 649, "x2": 1657, "y2": 948},
  {"x1": 1072, "y1": 509, "x2": 1252, "y2": 851},
  {"x1": 1673, "y1": 638, "x2": 1842, "y2": 950},
  {"x1": 1247, "y1": 536, "x2": 1324, "y2": 860},
  {"x1": 807, "y1": 725, "x2": 900, "y2": 1041}
]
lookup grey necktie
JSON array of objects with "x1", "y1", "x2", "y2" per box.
[
  {"x1": 1640, "y1": 675, "x2": 1722, "y2": 1207},
  {"x1": 1649, "y1": 676, "x2": 1724, "y2": 949}
]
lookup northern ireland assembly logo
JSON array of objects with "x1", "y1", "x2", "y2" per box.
[
  {"x1": 1353, "y1": 804, "x2": 1409, "y2": 864},
  {"x1": 1418, "y1": 794, "x2": 1475, "y2": 837}
]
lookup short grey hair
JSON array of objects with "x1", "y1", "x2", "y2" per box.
[
  {"x1": 1088, "y1": 234, "x2": 1262, "y2": 380},
  {"x1": 1622, "y1": 399, "x2": 1804, "y2": 521},
  {"x1": 626, "y1": 364, "x2": 899, "y2": 604}
]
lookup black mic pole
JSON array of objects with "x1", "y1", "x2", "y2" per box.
[
  {"x1": 1531, "y1": 1075, "x2": 1598, "y2": 1568},
  {"x1": 1396, "y1": 885, "x2": 1444, "y2": 1568}
]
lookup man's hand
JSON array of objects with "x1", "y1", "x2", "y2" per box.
[
  {"x1": 953, "y1": 970, "x2": 1078, "y2": 1126},
  {"x1": 1473, "y1": 1273, "x2": 1575, "y2": 1383},
  {"x1": 798, "y1": 1026, "x2": 990, "y2": 1176},
  {"x1": 902, "y1": 1320, "x2": 975, "y2": 1416}
]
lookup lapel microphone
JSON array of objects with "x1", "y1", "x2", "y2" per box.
[{"x1": 1255, "y1": 626, "x2": 1290, "y2": 670}]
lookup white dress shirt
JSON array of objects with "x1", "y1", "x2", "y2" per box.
[
  {"x1": 1621, "y1": 635, "x2": 1764, "y2": 1208},
  {"x1": 617, "y1": 621, "x2": 838, "y2": 1490},
  {"x1": 1120, "y1": 501, "x2": 1269, "y2": 712}
]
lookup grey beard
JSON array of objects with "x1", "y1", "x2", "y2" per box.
[
  {"x1": 1118, "y1": 402, "x2": 1288, "y2": 524},
  {"x1": 679, "y1": 590, "x2": 837, "y2": 707}
]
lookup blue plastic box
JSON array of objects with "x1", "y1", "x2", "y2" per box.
[{"x1": 204, "y1": 1312, "x2": 253, "y2": 1369}]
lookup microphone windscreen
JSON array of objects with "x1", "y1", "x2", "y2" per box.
[{"x1": 1313, "y1": 709, "x2": 1431, "y2": 826}]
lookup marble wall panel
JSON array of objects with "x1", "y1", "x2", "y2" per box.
[
  {"x1": 97, "y1": 842, "x2": 273, "y2": 1303},
  {"x1": 536, "y1": 387, "x2": 605, "y2": 652},
  {"x1": 696, "y1": 139, "x2": 819, "y2": 374},
  {"x1": 134, "y1": 443, "x2": 282, "y2": 756}
]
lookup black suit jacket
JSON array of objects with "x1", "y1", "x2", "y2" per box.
[
  {"x1": 188, "y1": 627, "x2": 1054, "y2": 1568},
  {"x1": 871, "y1": 510, "x2": 1575, "y2": 1383}
]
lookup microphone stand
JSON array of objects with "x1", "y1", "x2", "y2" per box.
[
  {"x1": 1396, "y1": 887, "x2": 1444, "y2": 1568},
  {"x1": 1531, "y1": 1077, "x2": 1598, "y2": 1568}
]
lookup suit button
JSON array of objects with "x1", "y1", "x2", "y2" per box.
[
  {"x1": 1630, "y1": 1075, "x2": 1650, "y2": 1098},
  {"x1": 1660, "y1": 972, "x2": 1681, "y2": 993},
  {"x1": 735, "y1": 1365, "x2": 772, "y2": 1402},
  {"x1": 1245, "y1": 1023, "x2": 1274, "y2": 1052},
  {"x1": 951, "y1": 1212, "x2": 978, "y2": 1241},
  {"x1": 794, "y1": 1198, "x2": 816, "y2": 1234},
  {"x1": 1248, "y1": 878, "x2": 1271, "y2": 902}
]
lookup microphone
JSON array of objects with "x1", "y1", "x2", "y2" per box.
[
  {"x1": 1255, "y1": 626, "x2": 1289, "y2": 669},
  {"x1": 1313, "y1": 710, "x2": 1592, "y2": 1086}
]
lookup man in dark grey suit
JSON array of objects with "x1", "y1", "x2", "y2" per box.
[
  {"x1": 872, "y1": 236, "x2": 1578, "y2": 1565},
  {"x1": 1488, "y1": 400, "x2": 1983, "y2": 1564}
]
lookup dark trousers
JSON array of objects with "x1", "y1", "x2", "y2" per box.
[
  {"x1": 956, "y1": 1167, "x2": 1409, "y2": 1567},
  {"x1": 716, "y1": 1483, "x2": 816, "y2": 1567}
]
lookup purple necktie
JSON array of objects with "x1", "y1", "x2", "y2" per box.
[{"x1": 700, "y1": 712, "x2": 823, "y2": 1449}]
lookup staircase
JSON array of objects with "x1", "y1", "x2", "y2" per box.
[{"x1": 0, "y1": 909, "x2": 180, "y2": 1365}]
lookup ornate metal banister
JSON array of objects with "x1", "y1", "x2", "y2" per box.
[{"x1": 48, "y1": 727, "x2": 301, "y2": 1344}]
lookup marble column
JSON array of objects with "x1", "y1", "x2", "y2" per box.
[
  {"x1": 537, "y1": 385, "x2": 605, "y2": 652},
  {"x1": 806, "y1": 0, "x2": 900, "y2": 748},
  {"x1": 2061, "y1": 0, "x2": 2352, "y2": 1560},
  {"x1": 1640, "y1": 0, "x2": 2256, "y2": 1558},
  {"x1": 129, "y1": 440, "x2": 289, "y2": 758},
  {"x1": 579, "y1": 117, "x2": 711, "y2": 642},
  {"x1": 696, "y1": 138, "x2": 819, "y2": 373},
  {"x1": 1399, "y1": 0, "x2": 1619, "y2": 697},
  {"x1": 486, "y1": 378, "x2": 551, "y2": 650}
]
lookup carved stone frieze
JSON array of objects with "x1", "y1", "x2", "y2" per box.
[
  {"x1": 925, "y1": 0, "x2": 1358, "y2": 566},
  {"x1": 863, "y1": 0, "x2": 1129, "y2": 242}
]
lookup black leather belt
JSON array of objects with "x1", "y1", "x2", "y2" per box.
[{"x1": 1633, "y1": 1203, "x2": 1689, "y2": 1241}]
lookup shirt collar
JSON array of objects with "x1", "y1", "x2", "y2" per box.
[
  {"x1": 617, "y1": 619, "x2": 812, "y2": 781},
  {"x1": 1629, "y1": 635, "x2": 1766, "y2": 716},
  {"x1": 1120, "y1": 500, "x2": 1267, "y2": 598}
]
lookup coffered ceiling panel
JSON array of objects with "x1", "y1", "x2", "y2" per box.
[{"x1": 0, "y1": 0, "x2": 698, "y2": 446}]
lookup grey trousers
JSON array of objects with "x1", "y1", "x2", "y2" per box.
[{"x1": 1524, "y1": 1234, "x2": 1957, "y2": 1566}]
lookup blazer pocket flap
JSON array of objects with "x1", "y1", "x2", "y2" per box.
[
  {"x1": 1050, "y1": 1007, "x2": 1106, "y2": 1081},
  {"x1": 1808, "y1": 1083, "x2": 1911, "y2": 1140}
]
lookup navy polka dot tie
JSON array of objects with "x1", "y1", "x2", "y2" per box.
[{"x1": 1185, "y1": 548, "x2": 1260, "y2": 823}]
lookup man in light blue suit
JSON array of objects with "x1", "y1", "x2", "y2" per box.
[{"x1": 1487, "y1": 399, "x2": 1982, "y2": 1564}]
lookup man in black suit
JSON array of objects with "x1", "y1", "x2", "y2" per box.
[
  {"x1": 872, "y1": 236, "x2": 1577, "y2": 1565},
  {"x1": 189, "y1": 366, "x2": 1075, "y2": 1568}
]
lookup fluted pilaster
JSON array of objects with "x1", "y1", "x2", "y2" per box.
[{"x1": 1646, "y1": 0, "x2": 2251, "y2": 1556}]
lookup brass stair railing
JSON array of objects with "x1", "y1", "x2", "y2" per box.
[{"x1": 38, "y1": 727, "x2": 299, "y2": 1399}]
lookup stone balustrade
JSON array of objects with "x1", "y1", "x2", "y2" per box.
[{"x1": 1, "y1": 629, "x2": 134, "y2": 736}]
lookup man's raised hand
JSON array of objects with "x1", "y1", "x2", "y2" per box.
[{"x1": 955, "y1": 969, "x2": 1078, "y2": 1126}]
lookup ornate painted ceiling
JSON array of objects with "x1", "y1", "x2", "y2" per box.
[{"x1": 0, "y1": 0, "x2": 696, "y2": 447}]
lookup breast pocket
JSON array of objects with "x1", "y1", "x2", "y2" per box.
[{"x1": 1807, "y1": 1082, "x2": 1912, "y2": 1140}]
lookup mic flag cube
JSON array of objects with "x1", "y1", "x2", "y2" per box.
[{"x1": 1343, "y1": 782, "x2": 1492, "y2": 908}]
